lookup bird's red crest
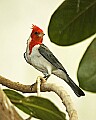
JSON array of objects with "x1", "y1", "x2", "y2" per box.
[{"x1": 32, "y1": 24, "x2": 43, "y2": 33}]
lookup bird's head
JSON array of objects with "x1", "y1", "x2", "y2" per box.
[
  {"x1": 31, "y1": 24, "x2": 45, "y2": 43},
  {"x1": 28, "y1": 24, "x2": 45, "y2": 55}
]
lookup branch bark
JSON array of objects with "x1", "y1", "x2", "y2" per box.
[{"x1": 0, "y1": 75, "x2": 78, "y2": 120}]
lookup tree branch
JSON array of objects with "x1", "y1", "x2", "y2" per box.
[{"x1": 0, "y1": 75, "x2": 78, "y2": 120}]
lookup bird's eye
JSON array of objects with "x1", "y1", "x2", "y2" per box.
[{"x1": 34, "y1": 32, "x2": 38, "y2": 35}]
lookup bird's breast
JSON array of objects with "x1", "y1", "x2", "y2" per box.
[{"x1": 26, "y1": 45, "x2": 53, "y2": 74}]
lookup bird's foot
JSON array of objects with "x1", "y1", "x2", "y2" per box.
[
  {"x1": 30, "y1": 82, "x2": 37, "y2": 91},
  {"x1": 43, "y1": 74, "x2": 50, "y2": 80},
  {"x1": 30, "y1": 76, "x2": 47, "y2": 95}
]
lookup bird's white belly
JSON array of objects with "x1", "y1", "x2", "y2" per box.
[
  {"x1": 26, "y1": 45, "x2": 53, "y2": 74},
  {"x1": 31, "y1": 54, "x2": 48, "y2": 72}
]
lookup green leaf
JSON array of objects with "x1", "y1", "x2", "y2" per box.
[
  {"x1": 48, "y1": 0, "x2": 96, "y2": 46},
  {"x1": 4, "y1": 89, "x2": 34, "y2": 116},
  {"x1": 3, "y1": 89, "x2": 24, "y2": 100},
  {"x1": 77, "y1": 37, "x2": 96, "y2": 92},
  {"x1": 4, "y1": 89, "x2": 66, "y2": 120}
]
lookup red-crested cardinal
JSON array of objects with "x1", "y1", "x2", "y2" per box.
[{"x1": 24, "y1": 24, "x2": 85, "y2": 97}]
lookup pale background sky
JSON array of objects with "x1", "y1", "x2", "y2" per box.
[{"x1": 0, "y1": 0, "x2": 96, "y2": 120}]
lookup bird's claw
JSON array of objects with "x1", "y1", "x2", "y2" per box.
[{"x1": 43, "y1": 74, "x2": 50, "y2": 80}]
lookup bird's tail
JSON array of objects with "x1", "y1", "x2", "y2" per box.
[{"x1": 67, "y1": 75, "x2": 85, "y2": 97}]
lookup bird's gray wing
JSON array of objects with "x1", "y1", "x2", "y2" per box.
[{"x1": 38, "y1": 44, "x2": 67, "y2": 73}]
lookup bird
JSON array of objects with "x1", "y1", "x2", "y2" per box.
[{"x1": 24, "y1": 24, "x2": 85, "y2": 97}]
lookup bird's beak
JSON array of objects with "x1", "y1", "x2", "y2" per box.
[{"x1": 38, "y1": 32, "x2": 45, "y2": 37}]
